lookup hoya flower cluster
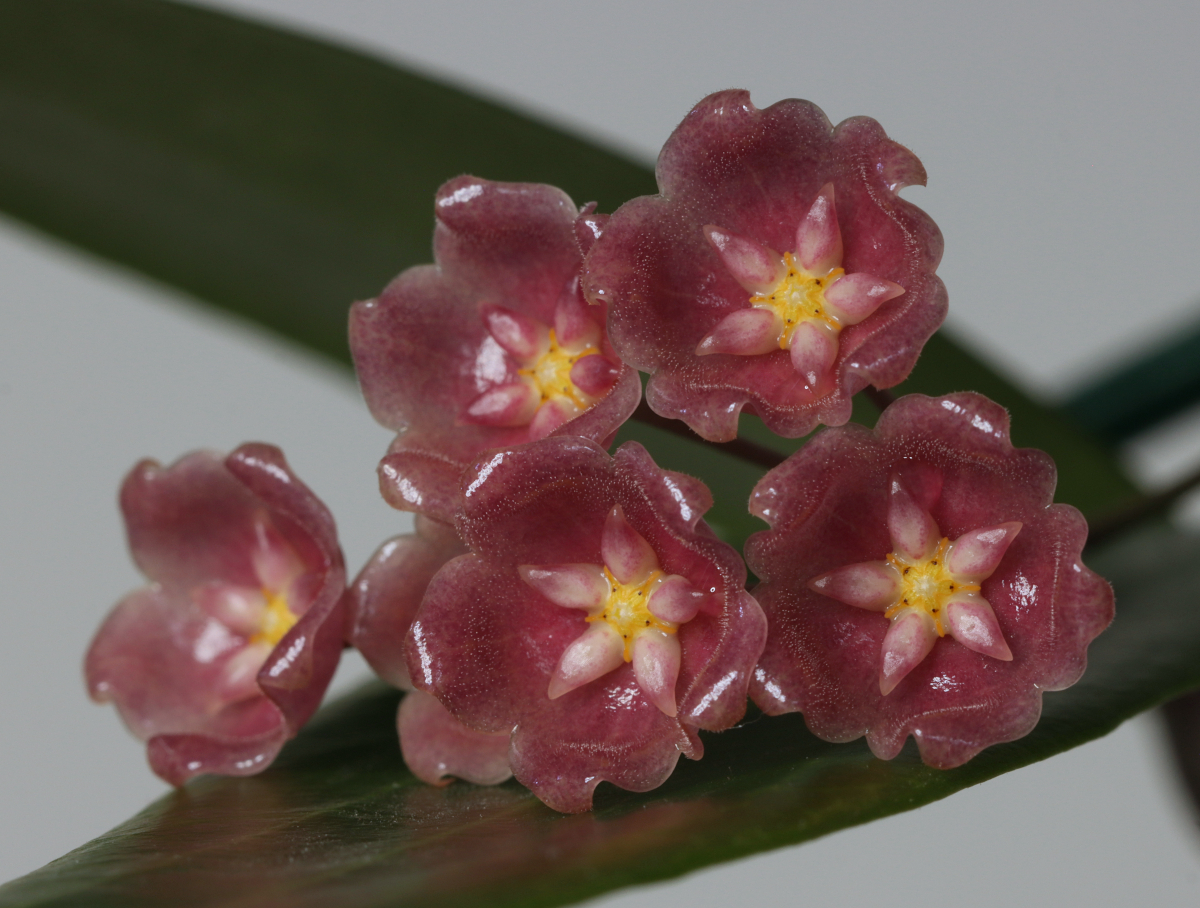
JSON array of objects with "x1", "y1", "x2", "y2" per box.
[{"x1": 87, "y1": 90, "x2": 1113, "y2": 813}]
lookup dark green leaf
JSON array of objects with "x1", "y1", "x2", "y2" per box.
[
  {"x1": 1, "y1": 524, "x2": 1195, "y2": 908},
  {"x1": 1064, "y1": 304, "x2": 1200, "y2": 444},
  {"x1": 0, "y1": 0, "x2": 655, "y2": 366}
]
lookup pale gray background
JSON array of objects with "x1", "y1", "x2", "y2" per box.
[{"x1": 4, "y1": 0, "x2": 1200, "y2": 903}]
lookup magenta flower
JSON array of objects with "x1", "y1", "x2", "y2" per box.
[
  {"x1": 346, "y1": 515, "x2": 512, "y2": 787},
  {"x1": 405, "y1": 437, "x2": 767, "y2": 812},
  {"x1": 744, "y1": 393, "x2": 1113, "y2": 768},
  {"x1": 350, "y1": 177, "x2": 641, "y2": 524},
  {"x1": 85, "y1": 444, "x2": 346, "y2": 785},
  {"x1": 584, "y1": 89, "x2": 946, "y2": 442}
]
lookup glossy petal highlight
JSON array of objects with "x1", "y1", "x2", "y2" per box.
[
  {"x1": 86, "y1": 444, "x2": 346, "y2": 785},
  {"x1": 584, "y1": 90, "x2": 946, "y2": 441},
  {"x1": 746, "y1": 393, "x2": 1113, "y2": 768},
  {"x1": 405, "y1": 436, "x2": 766, "y2": 811},
  {"x1": 352, "y1": 177, "x2": 640, "y2": 524}
]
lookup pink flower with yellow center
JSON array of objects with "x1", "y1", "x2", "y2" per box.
[
  {"x1": 809, "y1": 477, "x2": 1020, "y2": 696},
  {"x1": 696, "y1": 185, "x2": 905, "y2": 390},
  {"x1": 520, "y1": 504, "x2": 707, "y2": 717},
  {"x1": 85, "y1": 444, "x2": 346, "y2": 785},
  {"x1": 346, "y1": 515, "x2": 512, "y2": 788},
  {"x1": 745, "y1": 393, "x2": 1114, "y2": 769},
  {"x1": 584, "y1": 89, "x2": 946, "y2": 442},
  {"x1": 351, "y1": 177, "x2": 640, "y2": 525},
  {"x1": 405, "y1": 437, "x2": 767, "y2": 813}
]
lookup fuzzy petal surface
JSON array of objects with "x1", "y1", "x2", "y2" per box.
[
  {"x1": 86, "y1": 444, "x2": 346, "y2": 785},
  {"x1": 745, "y1": 393, "x2": 1113, "y2": 768},
  {"x1": 352, "y1": 177, "x2": 639, "y2": 524},
  {"x1": 584, "y1": 90, "x2": 946, "y2": 441},
  {"x1": 405, "y1": 436, "x2": 764, "y2": 811}
]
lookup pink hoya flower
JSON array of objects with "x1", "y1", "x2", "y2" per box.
[
  {"x1": 351, "y1": 176, "x2": 641, "y2": 525},
  {"x1": 406, "y1": 436, "x2": 768, "y2": 812},
  {"x1": 346, "y1": 515, "x2": 511, "y2": 787},
  {"x1": 584, "y1": 89, "x2": 946, "y2": 442},
  {"x1": 85, "y1": 444, "x2": 346, "y2": 785},
  {"x1": 744, "y1": 393, "x2": 1113, "y2": 768}
]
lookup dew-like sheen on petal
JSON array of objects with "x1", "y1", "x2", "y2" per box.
[
  {"x1": 788, "y1": 320, "x2": 838, "y2": 386},
  {"x1": 887, "y1": 476, "x2": 940, "y2": 562},
  {"x1": 808, "y1": 561, "x2": 900, "y2": 611},
  {"x1": 601, "y1": 505, "x2": 659, "y2": 585},
  {"x1": 632, "y1": 630, "x2": 681, "y2": 717},
  {"x1": 548, "y1": 622, "x2": 626, "y2": 699},
  {"x1": 696, "y1": 308, "x2": 782, "y2": 357},
  {"x1": 795, "y1": 184, "x2": 843, "y2": 276},
  {"x1": 879, "y1": 609, "x2": 938, "y2": 695},
  {"x1": 948, "y1": 522, "x2": 1023, "y2": 581},
  {"x1": 518, "y1": 563, "x2": 609, "y2": 611},
  {"x1": 823, "y1": 273, "x2": 905, "y2": 325},
  {"x1": 704, "y1": 225, "x2": 784, "y2": 293},
  {"x1": 944, "y1": 595, "x2": 1013, "y2": 661}
]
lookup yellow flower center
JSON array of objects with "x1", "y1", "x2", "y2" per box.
[
  {"x1": 749, "y1": 252, "x2": 845, "y2": 349},
  {"x1": 885, "y1": 538, "x2": 980, "y2": 635},
  {"x1": 587, "y1": 567, "x2": 677, "y2": 660},
  {"x1": 250, "y1": 588, "x2": 298, "y2": 648},
  {"x1": 518, "y1": 329, "x2": 600, "y2": 410}
]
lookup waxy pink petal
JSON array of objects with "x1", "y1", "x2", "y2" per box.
[
  {"x1": 528, "y1": 397, "x2": 580, "y2": 440},
  {"x1": 948, "y1": 522, "x2": 1023, "y2": 580},
  {"x1": 352, "y1": 177, "x2": 641, "y2": 525},
  {"x1": 879, "y1": 609, "x2": 938, "y2": 695},
  {"x1": 887, "y1": 475, "x2": 940, "y2": 561},
  {"x1": 462, "y1": 382, "x2": 540, "y2": 427},
  {"x1": 345, "y1": 516, "x2": 467, "y2": 690},
  {"x1": 86, "y1": 444, "x2": 347, "y2": 786},
  {"x1": 945, "y1": 595, "x2": 1013, "y2": 661},
  {"x1": 696, "y1": 308, "x2": 782, "y2": 357},
  {"x1": 193, "y1": 582, "x2": 266, "y2": 637},
  {"x1": 808, "y1": 561, "x2": 901, "y2": 612},
  {"x1": 250, "y1": 522, "x2": 304, "y2": 594},
  {"x1": 788, "y1": 320, "x2": 838, "y2": 386},
  {"x1": 583, "y1": 91, "x2": 947, "y2": 442},
  {"x1": 519, "y1": 563, "x2": 609, "y2": 612},
  {"x1": 746, "y1": 393, "x2": 1113, "y2": 770},
  {"x1": 483, "y1": 305, "x2": 550, "y2": 362},
  {"x1": 648, "y1": 574, "x2": 704, "y2": 624},
  {"x1": 554, "y1": 283, "x2": 602, "y2": 352},
  {"x1": 824, "y1": 273, "x2": 906, "y2": 325},
  {"x1": 217, "y1": 643, "x2": 273, "y2": 704},
  {"x1": 398, "y1": 689, "x2": 512, "y2": 787},
  {"x1": 796, "y1": 183, "x2": 843, "y2": 275},
  {"x1": 548, "y1": 622, "x2": 625, "y2": 700},
  {"x1": 704, "y1": 225, "x2": 784, "y2": 293},
  {"x1": 406, "y1": 437, "x2": 766, "y2": 812},
  {"x1": 602, "y1": 505, "x2": 659, "y2": 584},
  {"x1": 632, "y1": 630, "x2": 681, "y2": 717},
  {"x1": 570, "y1": 354, "x2": 620, "y2": 397}
]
